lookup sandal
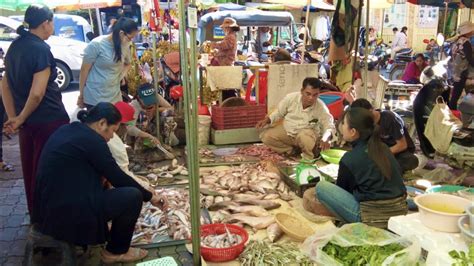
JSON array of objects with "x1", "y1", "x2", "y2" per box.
[
  {"x1": 101, "y1": 247, "x2": 148, "y2": 264},
  {"x1": 1, "y1": 163, "x2": 14, "y2": 172}
]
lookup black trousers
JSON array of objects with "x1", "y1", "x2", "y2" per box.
[
  {"x1": 103, "y1": 187, "x2": 143, "y2": 254},
  {"x1": 0, "y1": 100, "x2": 5, "y2": 162},
  {"x1": 449, "y1": 75, "x2": 467, "y2": 110},
  {"x1": 395, "y1": 151, "x2": 419, "y2": 173}
]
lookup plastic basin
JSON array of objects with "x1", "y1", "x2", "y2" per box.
[
  {"x1": 275, "y1": 213, "x2": 314, "y2": 241},
  {"x1": 414, "y1": 194, "x2": 470, "y2": 233},
  {"x1": 320, "y1": 149, "x2": 347, "y2": 164},
  {"x1": 425, "y1": 185, "x2": 466, "y2": 194}
]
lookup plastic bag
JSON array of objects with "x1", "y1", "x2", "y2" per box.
[
  {"x1": 69, "y1": 107, "x2": 85, "y2": 123},
  {"x1": 302, "y1": 223, "x2": 420, "y2": 266}
]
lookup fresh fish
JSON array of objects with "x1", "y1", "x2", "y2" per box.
[
  {"x1": 234, "y1": 199, "x2": 281, "y2": 210},
  {"x1": 227, "y1": 205, "x2": 269, "y2": 217},
  {"x1": 225, "y1": 214, "x2": 275, "y2": 230},
  {"x1": 263, "y1": 194, "x2": 280, "y2": 200},
  {"x1": 214, "y1": 196, "x2": 224, "y2": 203},
  {"x1": 267, "y1": 223, "x2": 283, "y2": 242},
  {"x1": 205, "y1": 196, "x2": 214, "y2": 207},
  {"x1": 232, "y1": 193, "x2": 264, "y2": 201},
  {"x1": 208, "y1": 201, "x2": 240, "y2": 211}
]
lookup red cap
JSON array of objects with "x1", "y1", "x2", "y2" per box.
[{"x1": 114, "y1": 102, "x2": 135, "y2": 123}]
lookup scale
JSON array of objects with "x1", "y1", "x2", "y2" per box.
[{"x1": 294, "y1": 159, "x2": 321, "y2": 185}]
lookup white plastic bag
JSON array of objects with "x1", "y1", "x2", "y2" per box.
[
  {"x1": 69, "y1": 107, "x2": 85, "y2": 123},
  {"x1": 302, "y1": 223, "x2": 420, "y2": 266}
]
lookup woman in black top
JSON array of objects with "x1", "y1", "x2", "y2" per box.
[
  {"x1": 1, "y1": 5, "x2": 69, "y2": 214},
  {"x1": 33, "y1": 103, "x2": 168, "y2": 263},
  {"x1": 316, "y1": 107, "x2": 406, "y2": 223}
]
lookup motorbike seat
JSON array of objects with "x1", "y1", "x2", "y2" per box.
[
  {"x1": 395, "y1": 55, "x2": 413, "y2": 62},
  {"x1": 396, "y1": 48, "x2": 413, "y2": 55}
]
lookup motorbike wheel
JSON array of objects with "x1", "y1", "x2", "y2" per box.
[{"x1": 389, "y1": 65, "x2": 405, "y2": 80}]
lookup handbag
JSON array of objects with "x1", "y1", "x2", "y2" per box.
[
  {"x1": 331, "y1": 0, "x2": 345, "y2": 47},
  {"x1": 424, "y1": 97, "x2": 463, "y2": 153}
]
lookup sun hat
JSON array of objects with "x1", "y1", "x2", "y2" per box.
[
  {"x1": 163, "y1": 52, "x2": 180, "y2": 74},
  {"x1": 458, "y1": 21, "x2": 474, "y2": 36},
  {"x1": 220, "y1": 17, "x2": 239, "y2": 28},
  {"x1": 114, "y1": 101, "x2": 135, "y2": 123}
]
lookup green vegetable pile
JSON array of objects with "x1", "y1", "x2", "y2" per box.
[
  {"x1": 322, "y1": 242, "x2": 405, "y2": 266},
  {"x1": 240, "y1": 240, "x2": 313, "y2": 266},
  {"x1": 449, "y1": 243, "x2": 474, "y2": 266}
]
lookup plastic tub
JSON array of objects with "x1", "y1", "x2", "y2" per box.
[
  {"x1": 319, "y1": 92, "x2": 344, "y2": 120},
  {"x1": 414, "y1": 194, "x2": 471, "y2": 233},
  {"x1": 458, "y1": 216, "x2": 473, "y2": 245},
  {"x1": 320, "y1": 149, "x2": 347, "y2": 164}
]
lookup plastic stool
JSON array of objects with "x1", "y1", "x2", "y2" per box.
[{"x1": 23, "y1": 225, "x2": 77, "y2": 266}]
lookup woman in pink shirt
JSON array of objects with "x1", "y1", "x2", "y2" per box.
[
  {"x1": 210, "y1": 18, "x2": 239, "y2": 66},
  {"x1": 402, "y1": 54, "x2": 428, "y2": 84}
]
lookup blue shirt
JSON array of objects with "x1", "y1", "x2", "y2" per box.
[
  {"x1": 83, "y1": 35, "x2": 131, "y2": 106},
  {"x1": 5, "y1": 32, "x2": 68, "y2": 125}
]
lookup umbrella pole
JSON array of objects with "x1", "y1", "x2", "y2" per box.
[
  {"x1": 363, "y1": 0, "x2": 369, "y2": 99},
  {"x1": 88, "y1": 9, "x2": 95, "y2": 34},
  {"x1": 178, "y1": 0, "x2": 201, "y2": 265},
  {"x1": 95, "y1": 8, "x2": 103, "y2": 36},
  {"x1": 380, "y1": 9, "x2": 384, "y2": 38},
  {"x1": 151, "y1": 32, "x2": 162, "y2": 142},
  {"x1": 301, "y1": 0, "x2": 311, "y2": 64},
  {"x1": 443, "y1": 2, "x2": 448, "y2": 35}
]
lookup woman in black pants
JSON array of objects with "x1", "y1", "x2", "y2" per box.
[
  {"x1": 0, "y1": 47, "x2": 14, "y2": 172},
  {"x1": 33, "y1": 102, "x2": 168, "y2": 263}
]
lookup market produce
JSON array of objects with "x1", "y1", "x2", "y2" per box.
[
  {"x1": 234, "y1": 199, "x2": 281, "y2": 210},
  {"x1": 240, "y1": 241, "x2": 313, "y2": 265},
  {"x1": 267, "y1": 223, "x2": 284, "y2": 242},
  {"x1": 201, "y1": 225, "x2": 244, "y2": 248},
  {"x1": 225, "y1": 214, "x2": 275, "y2": 231},
  {"x1": 199, "y1": 148, "x2": 248, "y2": 164},
  {"x1": 132, "y1": 188, "x2": 209, "y2": 244},
  {"x1": 200, "y1": 163, "x2": 293, "y2": 207},
  {"x1": 449, "y1": 243, "x2": 474, "y2": 266},
  {"x1": 237, "y1": 145, "x2": 286, "y2": 163},
  {"x1": 322, "y1": 242, "x2": 405, "y2": 266}
]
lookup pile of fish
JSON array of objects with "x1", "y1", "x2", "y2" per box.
[
  {"x1": 237, "y1": 145, "x2": 286, "y2": 163},
  {"x1": 200, "y1": 163, "x2": 295, "y2": 231},
  {"x1": 132, "y1": 188, "x2": 208, "y2": 245},
  {"x1": 142, "y1": 159, "x2": 189, "y2": 186},
  {"x1": 199, "y1": 148, "x2": 248, "y2": 164},
  {"x1": 201, "y1": 226, "x2": 244, "y2": 249}
]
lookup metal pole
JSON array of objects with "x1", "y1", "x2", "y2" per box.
[
  {"x1": 151, "y1": 32, "x2": 162, "y2": 141},
  {"x1": 95, "y1": 8, "x2": 103, "y2": 35},
  {"x1": 88, "y1": 9, "x2": 95, "y2": 33},
  {"x1": 363, "y1": 0, "x2": 369, "y2": 99},
  {"x1": 352, "y1": 0, "x2": 363, "y2": 84},
  {"x1": 177, "y1": 0, "x2": 201, "y2": 265},
  {"x1": 301, "y1": 0, "x2": 311, "y2": 64},
  {"x1": 443, "y1": 2, "x2": 448, "y2": 35},
  {"x1": 168, "y1": 0, "x2": 172, "y2": 43},
  {"x1": 380, "y1": 9, "x2": 384, "y2": 37}
]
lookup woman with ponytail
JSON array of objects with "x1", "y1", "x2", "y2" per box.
[
  {"x1": 2, "y1": 4, "x2": 69, "y2": 214},
  {"x1": 34, "y1": 102, "x2": 168, "y2": 263},
  {"x1": 77, "y1": 17, "x2": 138, "y2": 109},
  {"x1": 315, "y1": 107, "x2": 406, "y2": 224}
]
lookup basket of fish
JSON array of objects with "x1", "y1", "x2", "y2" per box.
[{"x1": 200, "y1": 223, "x2": 248, "y2": 262}]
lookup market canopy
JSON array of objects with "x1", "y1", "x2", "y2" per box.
[
  {"x1": 263, "y1": 0, "x2": 335, "y2": 10},
  {"x1": 406, "y1": 0, "x2": 468, "y2": 8},
  {"x1": 54, "y1": 0, "x2": 122, "y2": 10},
  {"x1": 218, "y1": 3, "x2": 246, "y2": 11},
  {"x1": 198, "y1": 10, "x2": 295, "y2": 42},
  {"x1": 0, "y1": 0, "x2": 56, "y2": 11}
]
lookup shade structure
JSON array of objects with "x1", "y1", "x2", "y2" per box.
[
  {"x1": 54, "y1": 0, "x2": 122, "y2": 10},
  {"x1": 264, "y1": 0, "x2": 335, "y2": 10},
  {"x1": 218, "y1": 3, "x2": 246, "y2": 11},
  {"x1": 0, "y1": 0, "x2": 58, "y2": 11},
  {"x1": 406, "y1": 0, "x2": 466, "y2": 8}
]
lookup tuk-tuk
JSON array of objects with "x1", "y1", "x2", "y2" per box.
[{"x1": 197, "y1": 10, "x2": 299, "y2": 46}]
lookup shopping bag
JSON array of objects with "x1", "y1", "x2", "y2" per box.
[
  {"x1": 302, "y1": 223, "x2": 420, "y2": 266},
  {"x1": 424, "y1": 97, "x2": 463, "y2": 153}
]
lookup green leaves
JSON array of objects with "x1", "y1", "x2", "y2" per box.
[
  {"x1": 321, "y1": 242, "x2": 405, "y2": 266},
  {"x1": 449, "y1": 243, "x2": 474, "y2": 266}
]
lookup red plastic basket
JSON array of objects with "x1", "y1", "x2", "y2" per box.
[
  {"x1": 199, "y1": 224, "x2": 248, "y2": 262},
  {"x1": 211, "y1": 104, "x2": 267, "y2": 130}
]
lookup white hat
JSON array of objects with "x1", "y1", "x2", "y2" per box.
[{"x1": 458, "y1": 21, "x2": 474, "y2": 36}]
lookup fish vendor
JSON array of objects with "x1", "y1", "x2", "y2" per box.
[
  {"x1": 351, "y1": 99, "x2": 419, "y2": 173},
  {"x1": 33, "y1": 103, "x2": 168, "y2": 264},
  {"x1": 316, "y1": 107, "x2": 407, "y2": 226},
  {"x1": 256, "y1": 77, "x2": 335, "y2": 160}
]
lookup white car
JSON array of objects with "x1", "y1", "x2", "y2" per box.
[{"x1": 0, "y1": 16, "x2": 86, "y2": 91}]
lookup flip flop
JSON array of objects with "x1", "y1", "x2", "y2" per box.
[
  {"x1": 101, "y1": 248, "x2": 148, "y2": 264},
  {"x1": 1, "y1": 163, "x2": 14, "y2": 172}
]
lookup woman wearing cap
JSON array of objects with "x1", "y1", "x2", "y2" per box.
[
  {"x1": 1, "y1": 4, "x2": 69, "y2": 213},
  {"x1": 209, "y1": 17, "x2": 240, "y2": 66},
  {"x1": 33, "y1": 102, "x2": 168, "y2": 263},
  {"x1": 77, "y1": 17, "x2": 139, "y2": 109},
  {"x1": 449, "y1": 21, "x2": 474, "y2": 110}
]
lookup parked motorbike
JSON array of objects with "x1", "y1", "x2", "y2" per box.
[{"x1": 387, "y1": 48, "x2": 413, "y2": 80}]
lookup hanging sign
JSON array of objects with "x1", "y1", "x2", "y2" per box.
[
  {"x1": 417, "y1": 5, "x2": 439, "y2": 28},
  {"x1": 213, "y1": 26, "x2": 225, "y2": 39}
]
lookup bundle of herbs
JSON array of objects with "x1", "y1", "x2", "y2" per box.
[
  {"x1": 240, "y1": 240, "x2": 313, "y2": 266},
  {"x1": 322, "y1": 242, "x2": 405, "y2": 266}
]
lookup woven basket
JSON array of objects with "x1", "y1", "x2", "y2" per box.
[{"x1": 275, "y1": 213, "x2": 314, "y2": 241}]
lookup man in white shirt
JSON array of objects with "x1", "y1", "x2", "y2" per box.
[
  {"x1": 256, "y1": 78, "x2": 335, "y2": 160},
  {"x1": 391, "y1": 26, "x2": 408, "y2": 59}
]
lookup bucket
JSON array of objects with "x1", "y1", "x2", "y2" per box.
[{"x1": 198, "y1": 115, "x2": 211, "y2": 145}]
